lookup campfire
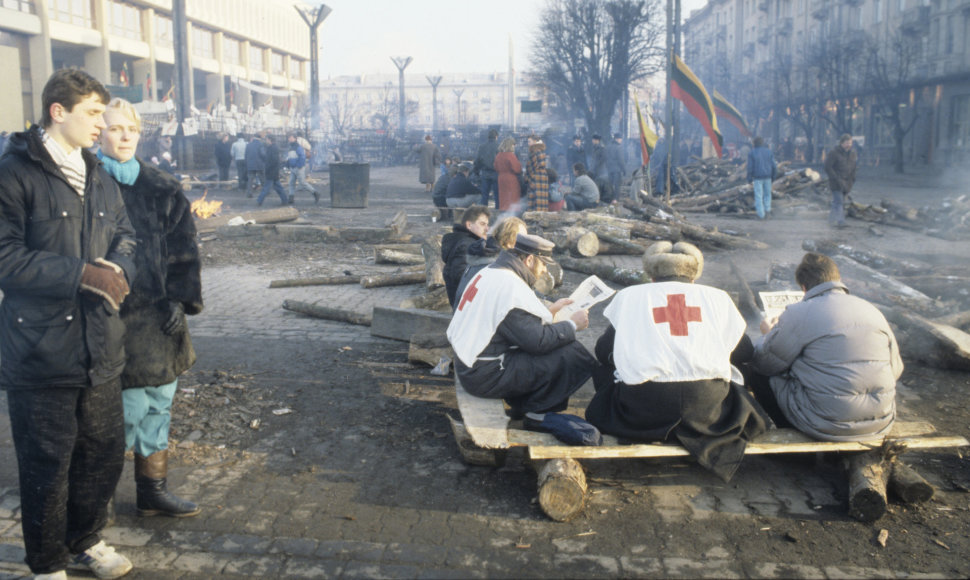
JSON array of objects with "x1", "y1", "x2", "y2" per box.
[{"x1": 191, "y1": 190, "x2": 223, "y2": 219}]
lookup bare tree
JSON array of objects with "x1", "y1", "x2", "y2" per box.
[
  {"x1": 531, "y1": 0, "x2": 664, "y2": 136},
  {"x1": 803, "y1": 34, "x2": 867, "y2": 139},
  {"x1": 326, "y1": 92, "x2": 361, "y2": 137},
  {"x1": 864, "y1": 31, "x2": 923, "y2": 174},
  {"x1": 768, "y1": 54, "x2": 820, "y2": 162}
]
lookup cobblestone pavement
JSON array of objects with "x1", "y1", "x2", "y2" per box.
[{"x1": 1, "y1": 166, "x2": 968, "y2": 579}]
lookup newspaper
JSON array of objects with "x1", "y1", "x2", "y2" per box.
[
  {"x1": 759, "y1": 290, "x2": 804, "y2": 321},
  {"x1": 553, "y1": 275, "x2": 616, "y2": 322}
]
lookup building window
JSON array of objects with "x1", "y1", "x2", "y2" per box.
[
  {"x1": 223, "y1": 37, "x2": 241, "y2": 65},
  {"x1": 2, "y1": 0, "x2": 35, "y2": 13},
  {"x1": 249, "y1": 45, "x2": 264, "y2": 71},
  {"x1": 155, "y1": 14, "x2": 172, "y2": 48},
  {"x1": 192, "y1": 26, "x2": 214, "y2": 59},
  {"x1": 271, "y1": 52, "x2": 284, "y2": 75},
  {"x1": 108, "y1": 1, "x2": 141, "y2": 41},
  {"x1": 289, "y1": 59, "x2": 303, "y2": 80},
  {"x1": 949, "y1": 94, "x2": 970, "y2": 149},
  {"x1": 48, "y1": 0, "x2": 94, "y2": 28}
]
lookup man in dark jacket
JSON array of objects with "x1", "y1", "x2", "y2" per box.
[
  {"x1": 746, "y1": 136, "x2": 777, "y2": 219},
  {"x1": 445, "y1": 163, "x2": 482, "y2": 208},
  {"x1": 824, "y1": 134, "x2": 858, "y2": 227},
  {"x1": 0, "y1": 69, "x2": 136, "y2": 579},
  {"x1": 256, "y1": 134, "x2": 288, "y2": 206},
  {"x1": 447, "y1": 234, "x2": 599, "y2": 444},
  {"x1": 474, "y1": 129, "x2": 499, "y2": 207},
  {"x1": 606, "y1": 133, "x2": 627, "y2": 200},
  {"x1": 565, "y1": 135, "x2": 585, "y2": 186},
  {"x1": 214, "y1": 133, "x2": 232, "y2": 182},
  {"x1": 244, "y1": 133, "x2": 265, "y2": 196},
  {"x1": 587, "y1": 134, "x2": 612, "y2": 203},
  {"x1": 441, "y1": 205, "x2": 490, "y2": 307}
]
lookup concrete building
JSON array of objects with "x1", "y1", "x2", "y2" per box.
[
  {"x1": 682, "y1": 0, "x2": 970, "y2": 166},
  {"x1": 318, "y1": 72, "x2": 555, "y2": 136},
  {"x1": 0, "y1": 0, "x2": 310, "y2": 133}
]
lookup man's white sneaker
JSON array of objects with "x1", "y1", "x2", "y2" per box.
[
  {"x1": 33, "y1": 571, "x2": 67, "y2": 580},
  {"x1": 71, "y1": 540, "x2": 132, "y2": 579}
]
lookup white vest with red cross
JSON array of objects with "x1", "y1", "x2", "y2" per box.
[
  {"x1": 604, "y1": 281, "x2": 746, "y2": 385},
  {"x1": 447, "y1": 267, "x2": 552, "y2": 367}
]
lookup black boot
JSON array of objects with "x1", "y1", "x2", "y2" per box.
[{"x1": 135, "y1": 450, "x2": 201, "y2": 518}]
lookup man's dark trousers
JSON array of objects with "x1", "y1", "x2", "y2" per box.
[
  {"x1": 479, "y1": 176, "x2": 498, "y2": 208},
  {"x1": 6, "y1": 378, "x2": 125, "y2": 574}
]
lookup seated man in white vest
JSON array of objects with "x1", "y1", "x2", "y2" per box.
[
  {"x1": 447, "y1": 234, "x2": 601, "y2": 445},
  {"x1": 585, "y1": 241, "x2": 770, "y2": 480}
]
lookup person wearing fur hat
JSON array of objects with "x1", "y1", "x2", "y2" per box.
[
  {"x1": 98, "y1": 97, "x2": 204, "y2": 519},
  {"x1": 447, "y1": 234, "x2": 601, "y2": 445},
  {"x1": 585, "y1": 241, "x2": 770, "y2": 480}
]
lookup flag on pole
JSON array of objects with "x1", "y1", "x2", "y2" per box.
[
  {"x1": 119, "y1": 62, "x2": 130, "y2": 87},
  {"x1": 633, "y1": 93, "x2": 658, "y2": 166},
  {"x1": 163, "y1": 85, "x2": 175, "y2": 102},
  {"x1": 712, "y1": 90, "x2": 752, "y2": 137},
  {"x1": 670, "y1": 54, "x2": 723, "y2": 158},
  {"x1": 145, "y1": 73, "x2": 152, "y2": 97}
]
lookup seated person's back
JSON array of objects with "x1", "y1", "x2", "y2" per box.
[{"x1": 750, "y1": 252, "x2": 902, "y2": 441}]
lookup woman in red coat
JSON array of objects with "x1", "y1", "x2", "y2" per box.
[{"x1": 494, "y1": 137, "x2": 522, "y2": 211}]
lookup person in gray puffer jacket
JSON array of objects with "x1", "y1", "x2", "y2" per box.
[{"x1": 749, "y1": 252, "x2": 902, "y2": 441}]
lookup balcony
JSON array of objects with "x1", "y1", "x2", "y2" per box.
[
  {"x1": 812, "y1": 1, "x2": 830, "y2": 20},
  {"x1": 900, "y1": 6, "x2": 930, "y2": 36},
  {"x1": 758, "y1": 1, "x2": 769, "y2": 13}
]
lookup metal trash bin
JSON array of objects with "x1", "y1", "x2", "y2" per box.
[{"x1": 329, "y1": 162, "x2": 369, "y2": 208}]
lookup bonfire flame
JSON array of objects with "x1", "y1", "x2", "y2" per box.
[{"x1": 191, "y1": 190, "x2": 223, "y2": 219}]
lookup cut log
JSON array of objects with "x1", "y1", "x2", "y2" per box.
[
  {"x1": 282, "y1": 300, "x2": 372, "y2": 326},
  {"x1": 421, "y1": 236, "x2": 446, "y2": 290},
  {"x1": 831, "y1": 255, "x2": 943, "y2": 317},
  {"x1": 370, "y1": 306, "x2": 452, "y2": 342},
  {"x1": 521, "y1": 211, "x2": 582, "y2": 228},
  {"x1": 727, "y1": 259, "x2": 763, "y2": 320},
  {"x1": 375, "y1": 248, "x2": 426, "y2": 265},
  {"x1": 935, "y1": 310, "x2": 970, "y2": 332},
  {"x1": 194, "y1": 206, "x2": 300, "y2": 233},
  {"x1": 880, "y1": 199, "x2": 920, "y2": 222},
  {"x1": 338, "y1": 227, "x2": 392, "y2": 243},
  {"x1": 399, "y1": 287, "x2": 450, "y2": 311},
  {"x1": 879, "y1": 306, "x2": 970, "y2": 371},
  {"x1": 546, "y1": 260, "x2": 564, "y2": 287},
  {"x1": 374, "y1": 243, "x2": 423, "y2": 255},
  {"x1": 545, "y1": 227, "x2": 599, "y2": 257},
  {"x1": 447, "y1": 415, "x2": 506, "y2": 467},
  {"x1": 557, "y1": 256, "x2": 647, "y2": 286},
  {"x1": 269, "y1": 274, "x2": 359, "y2": 288},
  {"x1": 595, "y1": 233, "x2": 647, "y2": 255},
  {"x1": 801, "y1": 239, "x2": 925, "y2": 276},
  {"x1": 536, "y1": 458, "x2": 587, "y2": 522},
  {"x1": 585, "y1": 223, "x2": 632, "y2": 240},
  {"x1": 888, "y1": 462, "x2": 935, "y2": 504},
  {"x1": 385, "y1": 209, "x2": 408, "y2": 235},
  {"x1": 360, "y1": 269, "x2": 426, "y2": 289},
  {"x1": 846, "y1": 452, "x2": 889, "y2": 523}
]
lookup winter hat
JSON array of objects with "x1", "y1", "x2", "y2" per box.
[{"x1": 643, "y1": 241, "x2": 704, "y2": 281}]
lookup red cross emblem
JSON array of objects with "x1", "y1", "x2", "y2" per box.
[
  {"x1": 653, "y1": 293, "x2": 702, "y2": 336},
  {"x1": 458, "y1": 274, "x2": 483, "y2": 311}
]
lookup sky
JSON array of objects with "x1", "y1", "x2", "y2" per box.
[{"x1": 311, "y1": 0, "x2": 707, "y2": 78}]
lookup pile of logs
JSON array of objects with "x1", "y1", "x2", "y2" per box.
[
  {"x1": 847, "y1": 195, "x2": 970, "y2": 240},
  {"x1": 663, "y1": 162, "x2": 823, "y2": 215}
]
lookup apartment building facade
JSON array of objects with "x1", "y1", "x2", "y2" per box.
[
  {"x1": 0, "y1": 0, "x2": 310, "y2": 132},
  {"x1": 683, "y1": 0, "x2": 970, "y2": 166}
]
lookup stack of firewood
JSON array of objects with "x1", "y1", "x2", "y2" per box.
[{"x1": 846, "y1": 195, "x2": 970, "y2": 240}]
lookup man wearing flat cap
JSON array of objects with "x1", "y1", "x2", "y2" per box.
[
  {"x1": 447, "y1": 234, "x2": 599, "y2": 443},
  {"x1": 585, "y1": 241, "x2": 770, "y2": 480}
]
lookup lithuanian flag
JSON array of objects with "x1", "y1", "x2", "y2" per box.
[
  {"x1": 634, "y1": 93, "x2": 658, "y2": 166},
  {"x1": 670, "y1": 55, "x2": 723, "y2": 158},
  {"x1": 713, "y1": 90, "x2": 752, "y2": 137}
]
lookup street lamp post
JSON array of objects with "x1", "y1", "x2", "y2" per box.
[
  {"x1": 426, "y1": 75, "x2": 442, "y2": 134},
  {"x1": 295, "y1": 2, "x2": 332, "y2": 139},
  {"x1": 391, "y1": 56, "x2": 413, "y2": 140},
  {"x1": 453, "y1": 88, "x2": 465, "y2": 127}
]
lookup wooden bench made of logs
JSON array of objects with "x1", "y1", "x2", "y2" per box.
[{"x1": 448, "y1": 379, "x2": 969, "y2": 522}]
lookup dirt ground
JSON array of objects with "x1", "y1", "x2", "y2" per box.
[{"x1": 173, "y1": 163, "x2": 970, "y2": 576}]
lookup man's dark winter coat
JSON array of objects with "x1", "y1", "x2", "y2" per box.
[
  {"x1": 117, "y1": 161, "x2": 202, "y2": 388},
  {"x1": 245, "y1": 139, "x2": 265, "y2": 172},
  {"x1": 441, "y1": 223, "x2": 481, "y2": 306},
  {"x1": 215, "y1": 139, "x2": 232, "y2": 169},
  {"x1": 0, "y1": 127, "x2": 137, "y2": 390},
  {"x1": 263, "y1": 142, "x2": 282, "y2": 181},
  {"x1": 474, "y1": 138, "x2": 499, "y2": 180}
]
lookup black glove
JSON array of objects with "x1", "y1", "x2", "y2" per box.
[
  {"x1": 162, "y1": 301, "x2": 185, "y2": 335},
  {"x1": 80, "y1": 260, "x2": 129, "y2": 310}
]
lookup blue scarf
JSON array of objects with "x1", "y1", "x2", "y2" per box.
[{"x1": 97, "y1": 150, "x2": 141, "y2": 186}]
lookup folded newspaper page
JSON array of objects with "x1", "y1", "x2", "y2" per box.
[
  {"x1": 552, "y1": 275, "x2": 616, "y2": 322},
  {"x1": 759, "y1": 290, "x2": 804, "y2": 321}
]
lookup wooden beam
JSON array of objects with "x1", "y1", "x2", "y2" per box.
[{"x1": 370, "y1": 306, "x2": 452, "y2": 342}]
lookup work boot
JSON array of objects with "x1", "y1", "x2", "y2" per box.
[
  {"x1": 312, "y1": 189, "x2": 320, "y2": 203},
  {"x1": 134, "y1": 450, "x2": 201, "y2": 518}
]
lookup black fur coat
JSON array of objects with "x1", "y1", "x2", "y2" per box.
[{"x1": 118, "y1": 160, "x2": 203, "y2": 388}]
